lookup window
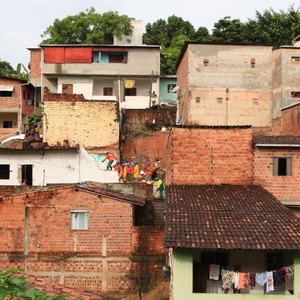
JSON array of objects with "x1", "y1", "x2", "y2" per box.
[
  {"x1": 203, "y1": 59, "x2": 209, "y2": 66},
  {"x1": 195, "y1": 97, "x2": 201, "y2": 103},
  {"x1": 125, "y1": 88, "x2": 137, "y2": 96},
  {"x1": 0, "y1": 165, "x2": 10, "y2": 179},
  {"x1": 193, "y1": 251, "x2": 228, "y2": 293},
  {"x1": 71, "y1": 211, "x2": 89, "y2": 230},
  {"x1": 291, "y1": 91, "x2": 300, "y2": 98},
  {"x1": 0, "y1": 91, "x2": 13, "y2": 97},
  {"x1": 291, "y1": 56, "x2": 300, "y2": 63},
  {"x1": 253, "y1": 98, "x2": 259, "y2": 105},
  {"x1": 3, "y1": 121, "x2": 13, "y2": 128},
  {"x1": 216, "y1": 97, "x2": 223, "y2": 104},
  {"x1": 103, "y1": 87, "x2": 113, "y2": 96},
  {"x1": 62, "y1": 84, "x2": 73, "y2": 95},
  {"x1": 273, "y1": 157, "x2": 292, "y2": 176},
  {"x1": 250, "y1": 58, "x2": 256, "y2": 68},
  {"x1": 167, "y1": 84, "x2": 176, "y2": 93},
  {"x1": 92, "y1": 51, "x2": 128, "y2": 64},
  {"x1": 108, "y1": 53, "x2": 126, "y2": 63}
]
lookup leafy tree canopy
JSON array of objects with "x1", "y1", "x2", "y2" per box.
[
  {"x1": 0, "y1": 60, "x2": 29, "y2": 80},
  {"x1": 41, "y1": 7, "x2": 133, "y2": 44}
]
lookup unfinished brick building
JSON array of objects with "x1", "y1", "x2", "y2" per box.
[{"x1": 0, "y1": 184, "x2": 165, "y2": 295}]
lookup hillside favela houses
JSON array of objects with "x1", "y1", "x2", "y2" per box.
[{"x1": 1, "y1": 16, "x2": 300, "y2": 300}]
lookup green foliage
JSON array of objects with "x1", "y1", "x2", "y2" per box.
[
  {"x1": 0, "y1": 268, "x2": 77, "y2": 299},
  {"x1": 0, "y1": 60, "x2": 29, "y2": 80},
  {"x1": 144, "y1": 6, "x2": 300, "y2": 74},
  {"x1": 41, "y1": 7, "x2": 133, "y2": 44}
]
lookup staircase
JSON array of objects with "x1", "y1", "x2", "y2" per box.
[{"x1": 152, "y1": 200, "x2": 165, "y2": 226}]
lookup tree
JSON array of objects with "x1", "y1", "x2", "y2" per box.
[
  {"x1": 144, "y1": 16, "x2": 198, "y2": 74},
  {"x1": 41, "y1": 8, "x2": 133, "y2": 44},
  {"x1": 161, "y1": 35, "x2": 190, "y2": 75},
  {"x1": 0, "y1": 60, "x2": 14, "y2": 76},
  {"x1": 245, "y1": 6, "x2": 300, "y2": 46},
  {"x1": 0, "y1": 60, "x2": 29, "y2": 80},
  {"x1": 211, "y1": 16, "x2": 246, "y2": 43}
]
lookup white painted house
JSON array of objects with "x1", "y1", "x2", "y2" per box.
[{"x1": 0, "y1": 147, "x2": 118, "y2": 186}]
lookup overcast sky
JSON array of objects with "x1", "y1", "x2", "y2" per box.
[{"x1": 1, "y1": 0, "x2": 299, "y2": 68}]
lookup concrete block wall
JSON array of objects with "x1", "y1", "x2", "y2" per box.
[
  {"x1": 44, "y1": 90, "x2": 119, "y2": 148},
  {"x1": 253, "y1": 148, "x2": 300, "y2": 204},
  {"x1": 167, "y1": 127, "x2": 253, "y2": 185}
]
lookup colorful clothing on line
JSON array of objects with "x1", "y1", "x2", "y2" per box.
[
  {"x1": 221, "y1": 269, "x2": 235, "y2": 290},
  {"x1": 255, "y1": 272, "x2": 267, "y2": 286}
]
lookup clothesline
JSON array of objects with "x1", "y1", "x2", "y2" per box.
[{"x1": 209, "y1": 264, "x2": 294, "y2": 292}]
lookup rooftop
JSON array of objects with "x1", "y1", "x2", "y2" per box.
[
  {"x1": 165, "y1": 184, "x2": 300, "y2": 250},
  {"x1": 174, "y1": 124, "x2": 251, "y2": 129},
  {"x1": 253, "y1": 136, "x2": 300, "y2": 147}
]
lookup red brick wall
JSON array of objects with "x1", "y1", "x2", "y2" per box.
[
  {"x1": 167, "y1": 127, "x2": 253, "y2": 185},
  {"x1": 281, "y1": 105, "x2": 300, "y2": 135},
  {"x1": 176, "y1": 48, "x2": 189, "y2": 124},
  {"x1": 272, "y1": 117, "x2": 282, "y2": 135},
  {"x1": 29, "y1": 49, "x2": 41, "y2": 79},
  {"x1": 253, "y1": 148, "x2": 300, "y2": 204},
  {"x1": 0, "y1": 186, "x2": 166, "y2": 294},
  {"x1": 122, "y1": 132, "x2": 170, "y2": 168},
  {"x1": 0, "y1": 77, "x2": 23, "y2": 109},
  {"x1": 132, "y1": 226, "x2": 164, "y2": 255}
]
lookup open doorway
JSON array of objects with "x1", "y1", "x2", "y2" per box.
[{"x1": 22, "y1": 165, "x2": 33, "y2": 186}]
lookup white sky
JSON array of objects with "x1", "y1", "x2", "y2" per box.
[{"x1": 1, "y1": 0, "x2": 299, "y2": 68}]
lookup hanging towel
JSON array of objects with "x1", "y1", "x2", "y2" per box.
[
  {"x1": 209, "y1": 264, "x2": 220, "y2": 280},
  {"x1": 255, "y1": 272, "x2": 267, "y2": 286},
  {"x1": 266, "y1": 271, "x2": 274, "y2": 292}
]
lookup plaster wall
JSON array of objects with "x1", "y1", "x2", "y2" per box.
[
  {"x1": 0, "y1": 148, "x2": 118, "y2": 186},
  {"x1": 42, "y1": 48, "x2": 160, "y2": 76}
]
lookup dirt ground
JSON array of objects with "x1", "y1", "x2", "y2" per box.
[{"x1": 103, "y1": 281, "x2": 169, "y2": 300}]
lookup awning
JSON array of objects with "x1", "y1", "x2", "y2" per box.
[{"x1": 0, "y1": 86, "x2": 14, "y2": 92}]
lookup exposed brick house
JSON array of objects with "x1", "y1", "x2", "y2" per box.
[
  {"x1": 166, "y1": 125, "x2": 253, "y2": 185},
  {"x1": 0, "y1": 76, "x2": 36, "y2": 141},
  {"x1": 253, "y1": 135, "x2": 300, "y2": 216},
  {"x1": 165, "y1": 125, "x2": 300, "y2": 298},
  {"x1": 272, "y1": 102, "x2": 300, "y2": 135},
  {"x1": 0, "y1": 183, "x2": 165, "y2": 296}
]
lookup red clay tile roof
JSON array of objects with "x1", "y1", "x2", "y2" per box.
[
  {"x1": 76, "y1": 183, "x2": 146, "y2": 206},
  {"x1": 253, "y1": 136, "x2": 300, "y2": 146},
  {"x1": 164, "y1": 185, "x2": 300, "y2": 250}
]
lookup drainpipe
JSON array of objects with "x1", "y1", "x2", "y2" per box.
[{"x1": 20, "y1": 83, "x2": 30, "y2": 134}]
